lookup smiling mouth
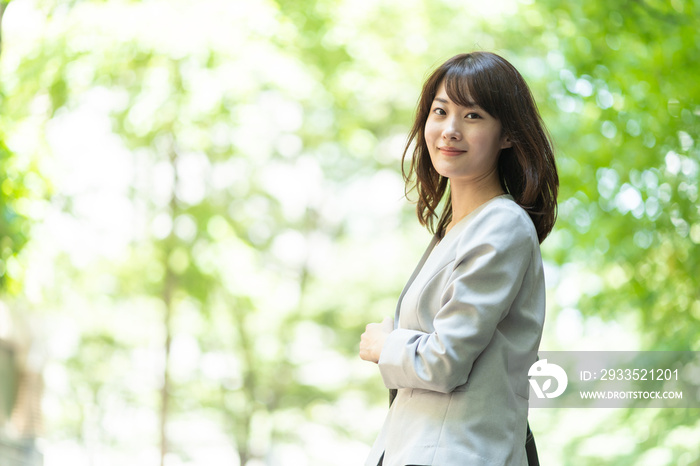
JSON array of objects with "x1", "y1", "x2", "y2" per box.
[{"x1": 438, "y1": 147, "x2": 466, "y2": 156}]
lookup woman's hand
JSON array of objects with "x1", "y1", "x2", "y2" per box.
[{"x1": 359, "y1": 317, "x2": 394, "y2": 363}]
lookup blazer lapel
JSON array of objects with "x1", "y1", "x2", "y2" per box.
[{"x1": 393, "y1": 235, "x2": 440, "y2": 328}]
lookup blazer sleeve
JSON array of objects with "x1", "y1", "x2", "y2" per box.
[{"x1": 377, "y1": 206, "x2": 535, "y2": 393}]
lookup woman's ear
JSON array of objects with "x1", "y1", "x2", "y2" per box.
[{"x1": 500, "y1": 136, "x2": 513, "y2": 149}]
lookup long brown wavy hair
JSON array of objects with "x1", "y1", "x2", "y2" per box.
[{"x1": 402, "y1": 52, "x2": 559, "y2": 243}]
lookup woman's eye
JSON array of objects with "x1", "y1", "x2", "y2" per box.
[
  {"x1": 466, "y1": 112, "x2": 481, "y2": 119},
  {"x1": 433, "y1": 108, "x2": 446, "y2": 116}
]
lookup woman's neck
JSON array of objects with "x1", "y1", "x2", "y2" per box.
[{"x1": 445, "y1": 178, "x2": 505, "y2": 235}]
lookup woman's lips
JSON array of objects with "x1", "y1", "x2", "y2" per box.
[{"x1": 438, "y1": 146, "x2": 466, "y2": 156}]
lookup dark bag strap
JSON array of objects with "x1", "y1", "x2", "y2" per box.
[{"x1": 526, "y1": 422, "x2": 540, "y2": 466}]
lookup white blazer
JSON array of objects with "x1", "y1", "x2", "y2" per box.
[{"x1": 365, "y1": 195, "x2": 545, "y2": 466}]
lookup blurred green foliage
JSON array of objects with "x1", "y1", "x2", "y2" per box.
[
  {"x1": 0, "y1": 0, "x2": 698, "y2": 464},
  {"x1": 0, "y1": 139, "x2": 29, "y2": 293},
  {"x1": 521, "y1": 1, "x2": 700, "y2": 351}
]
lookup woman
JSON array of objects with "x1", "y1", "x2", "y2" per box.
[{"x1": 359, "y1": 52, "x2": 558, "y2": 466}]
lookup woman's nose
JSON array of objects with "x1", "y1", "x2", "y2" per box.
[{"x1": 442, "y1": 118, "x2": 462, "y2": 140}]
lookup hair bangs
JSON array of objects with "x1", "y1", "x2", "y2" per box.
[{"x1": 442, "y1": 58, "x2": 497, "y2": 117}]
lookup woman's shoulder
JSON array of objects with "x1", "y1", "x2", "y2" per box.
[
  {"x1": 476, "y1": 195, "x2": 535, "y2": 230},
  {"x1": 457, "y1": 196, "x2": 539, "y2": 248}
]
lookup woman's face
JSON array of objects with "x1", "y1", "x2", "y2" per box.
[{"x1": 424, "y1": 81, "x2": 511, "y2": 187}]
